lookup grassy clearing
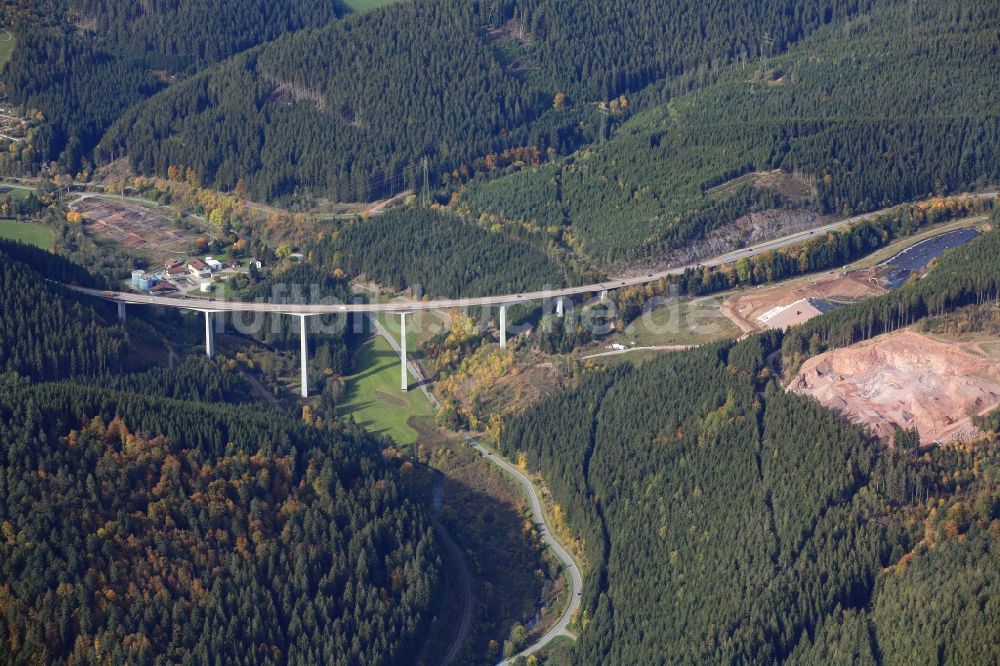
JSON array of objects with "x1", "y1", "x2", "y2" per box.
[
  {"x1": 341, "y1": 0, "x2": 404, "y2": 13},
  {"x1": 377, "y1": 311, "x2": 423, "y2": 350},
  {"x1": 0, "y1": 184, "x2": 36, "y2": 201},
  {"x1": 339, "y1": 335, "x2": 433, "y2": 444},
  {"x1": 585, "y1": 347, "x2": 672, "y2": 368},
  {"x1": 620, "y1": 298, "x2": 741, "y2": 347},
  {"x1": 0, "y1": 220, "x2": 53, "y2": 249},
  {"x1": 0, "y1": 30, "x2": 14, "y2": 69}
]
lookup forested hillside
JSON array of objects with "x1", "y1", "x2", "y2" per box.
[
  {"x1": 1, "y1": 0, "x2": 345, "y2": 173},
  {"x1": 97, "y1": 0, "x2": 884, "y2": 202},
  {"x1": 0, "y1": 382, "x2": 440, "y2": 664},
  {"x1": 0, "y1": 240, "x2": 127, "y2": 380},
  {"x1": 498, "y1": 223, "x2": 1000, "y2": 663},
  {"x1": 70, "y1": 0, "x2": 344, "y2": 69},
  {"x1": 0, "y1": 243, "x2": 444, "y2": 664},
  {"x1": 318, "y1": 207, "x2": 573, "y2": 298},
  {"x1": 501, "y1": 333, "x2": 1000, "y2": 664},
  {"x1": 462, "y1": 0, "x2": 1000, "y2": 262}
]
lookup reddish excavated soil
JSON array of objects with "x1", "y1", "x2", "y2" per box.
[
  {"x1": 788, "y1": 330, "x2": 1000, "y2": 445},
  {"x1": 723, "y1": 271, "x2": 882, "y2": 333}
]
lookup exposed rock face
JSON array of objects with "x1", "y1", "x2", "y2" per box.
[{"x1": 788, "y1": 331, "x2": 1000, "y2": 445}]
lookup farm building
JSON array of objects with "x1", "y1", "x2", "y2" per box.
[
  {"x1": 150, "y1": 281, "x2": 178, "y2": 294},
  {"x1": 204, "y1": 257, "x2": 223, "y2": 271},
  {"x1": 188, "y1": 258, "x2": 211, "y2": 278}
]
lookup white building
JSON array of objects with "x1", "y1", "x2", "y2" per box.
[{"x1": 187, "y1": 258, "x2": 211, "y2": 279}]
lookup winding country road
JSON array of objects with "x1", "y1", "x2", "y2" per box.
[
  {"x1": 463, "y1": 435, "x2": 582, "y2": 664},
  {"x1": 61, "y1": 190, "x2": 996, "y2": 663},
  {"x1": 368, "y1": 318, "x2": 581, "y2": 664},
  {"x1": 365, "y1": 317, "x2": 467, "y2": 662}
]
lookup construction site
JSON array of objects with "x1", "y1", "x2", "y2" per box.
[{"x1": 722, "y1": 271, "x2": 884, "y2": 333}]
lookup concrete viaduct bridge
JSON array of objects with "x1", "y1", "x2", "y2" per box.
[
  {"x1": 67, "y1": 200, "x2": 971, "y2": 397},
  {"x1": 73, "y1": 281, "x2": 616, "y2": 398}
]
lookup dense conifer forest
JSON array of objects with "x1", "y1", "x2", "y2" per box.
[
  {"x1": 7, "y1": 0, "x2": 996, "y2": 269},
  {"x1": 461, "y1": 1, "x2": 1000, "y2": 263},
  {"x1": 498, "y1": 221, "x2": 1000, "y2": 664},
  {"x1": 319, "y1": 207, "x2": 573, "y2": 298},
  {"x1": 0, "y1": 240, "x2": 126, "y2": 380},
  {"x1": 3, "y1": 1, "x2": 1000, "y2": 662},
  {"x1": 2, "y1": 0, "x2": 346, "y2": 173},
  {"x1": 89, "y1": 0, "x2": 883, "y2": 202},
  {"x1": 501, "y1": 332, "x2": 1000, "y2": 664},
  {"x1": 0, "y1": 245, "x2": 443, "y2": 664}
]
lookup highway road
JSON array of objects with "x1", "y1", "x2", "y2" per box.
[{"x1": 66, "y1": 192, "x2": 997, "y2": 315}]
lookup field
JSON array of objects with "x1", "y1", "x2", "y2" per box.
[
  {"x1": 341, "y1": 0, "x2": 404, "y2": 13},
  {"x1": 0, "y1": 220, "x2": 54, "y2": 249},
  {"x1": 376, "y1": 310, "x2": 432, "y2": 349},
  {"x1": 578, "y1": 297, "x2": 740, "y2": 363},
  {"x1": 0, "y1": 30, "x2": 13, "y2": 69},
  {"x1": 0, "y1": 184, "x2": 35, "y2": 200},
  {"x1": 339, "y1": 335, "x2": 434, "y2": 444}
]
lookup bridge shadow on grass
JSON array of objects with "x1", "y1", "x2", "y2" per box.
[
  {"x1": 339, "y1": 337, "x2": 433, "y2": 444},
  {"x1": 346, "y1": 347, "x2": 399, "y2": 383}
]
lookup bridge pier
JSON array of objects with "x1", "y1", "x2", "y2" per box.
[
  {"x1": 556, "y1": 298, "x2": 564, "y2": 317},
  {"x1": 204, "y1": 311, "x2": 214, "y2": 358},
  {"x1": 400, "y1": 313, "x2": 408, "y2": 392},
  {"x1": 299, "y1": 314, "x2": 309, "y2": 398},
  {"x1": 599, "y1": 290, "x2": 608, "y2": 303},
  {"x1": 117, "y1": 301, "x2": 126, "y2": 323},
  {"x1": 499, "y1": 305, "x2": 507, "y2": 349}
]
